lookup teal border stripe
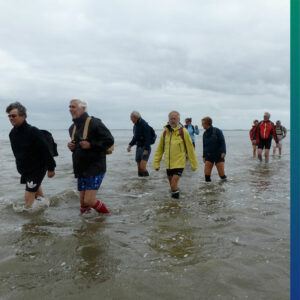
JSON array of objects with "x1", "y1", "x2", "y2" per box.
[{"x1": 291, "y1": 0, "x2": 300, "y2": 299}]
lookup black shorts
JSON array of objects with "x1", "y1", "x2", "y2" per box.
[
  {"x1": 205, "y1": 155, "x2": 225, "y2": 164},
  {"x1": 20, "y1": 168, "x2": 47, "y2": 192},
  {"x1": 135, "y1": 146, "x2": 151, "y2": 163},
  {"x1": 258, "y1": 138, "x2": 272, "y2": 150},
  {"x1": 166, "y1": 168, "x2": 184, "y2": 177}
]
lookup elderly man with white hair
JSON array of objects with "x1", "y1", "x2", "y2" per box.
[
  {"x1": 256, "y1": 112, "x2": 278, "y2": 162},
  {"x1": 127, "y1": 111, "x2": 156, "y2": 177},
  {"x1": 67, "y1": 99, "x2": 114, "y2": 214}
]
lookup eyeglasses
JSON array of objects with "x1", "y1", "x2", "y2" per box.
[{"x1": 8, "y1": 114, "x2": 18, "y2": 118}]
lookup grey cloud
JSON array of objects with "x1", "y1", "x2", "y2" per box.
[{"x1": 0, "y1": 0, "x2": 289, "y2": 130}]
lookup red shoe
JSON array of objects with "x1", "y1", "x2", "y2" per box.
[
  {"x1": 80, "y1": 206, "x2": 92, "y2": 214},
  {"x1": 93, "y1": 200, "x2": 110, "y2": 214}
]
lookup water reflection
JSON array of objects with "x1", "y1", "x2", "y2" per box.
[
  {"x1": 73, "y1": 220, "x2": 119, "y2": 282},
  {"x1": 197, "y1": 182, "x2": 227, "y2": 214},
  {"x1": 249, "y1": 163, "x2": 274, "y2": 193},
  {"x1": 148, "y1": 200, "x2": 196, "y2": 264}
]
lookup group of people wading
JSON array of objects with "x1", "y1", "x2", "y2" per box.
[
  {"x1": 6, "y1": 100, "x2": 286, "y2": 214},
  {"x1": 249, "y1": 112, "x2": 287, "y2": 162}
]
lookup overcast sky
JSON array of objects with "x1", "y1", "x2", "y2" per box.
[{"x1": 0, "y1": 0, "x2": 289, "y2": 130}]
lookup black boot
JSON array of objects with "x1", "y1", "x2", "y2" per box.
[
  {"x1": 205, "y1": 175, "x2": 211, "y2": 182},
  {"x1": 171, "y1": 190, "x2": 180, "y2": 199}
]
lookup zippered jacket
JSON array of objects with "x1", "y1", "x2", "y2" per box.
[
  {"x1": 9, "y1": 121, "x2": 56, "y2": 175},
  {"x1": 249, "y1": 125, "x2": 258, "y2": 141},
  {"x1": 69, "y1": 112, "x2": 114, "y2": 177},
  {"x1": 184, "y1": 124, "x2": 199, "y2": 143},
  {"x1": 256, "y1": 120, "x2": 278, "y2": 144},
  {"x1": 202, "y1": 126, "x2": 226, "y2": 159},
  {"x1": 129, "y1": 118, "x2": 152, "y2": 151},
  {"x1": 153, "y1": 124, "x2": 198, "y2": 170}
]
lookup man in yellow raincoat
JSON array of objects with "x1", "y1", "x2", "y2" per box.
[{"x1": 153, "y1": 111, "x2": 198, "y2": 198}]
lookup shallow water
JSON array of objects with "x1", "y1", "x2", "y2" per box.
[{"x1": 0, "y1": 129, "x2": 289, "y2": 299}]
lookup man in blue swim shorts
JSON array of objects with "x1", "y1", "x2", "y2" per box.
[{"x1": 68, "y1": 99, "x2": 114, "y2": 214}]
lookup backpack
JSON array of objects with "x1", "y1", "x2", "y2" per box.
[
  {"x1": 71, "y1": 117, "x2": 114, "y2": 155},
  {"x1": 40, "y1": 130, "x2": 58, "y2": 157},
  {"x1": 149, "y1": 126, "x2": 157, "y2": 145}
]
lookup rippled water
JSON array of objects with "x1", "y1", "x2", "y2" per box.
[{"x1": 0, "y1": 129, "x2": 289, "y2": 299}]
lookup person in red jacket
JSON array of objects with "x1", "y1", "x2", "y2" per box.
[
  {"x1": 256, "y1": 112, "x2": 278, "y2": 162},
  {"x1": 249, "y1": 119, "x2": 259, "y2": 158}
]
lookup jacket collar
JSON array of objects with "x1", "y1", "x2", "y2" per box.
[
  {"x1": 165, "y1": 123, "x2": 183, "y2": 132},
  {"x1": 73, "y1": 112, "x2": 89, "y2": 126},
  {"x1": 205, "y1": 125, "x2": 213, "y2": 132},
  {"x1": 14, "y1": 120, "x2": 29, "y2": 131}
]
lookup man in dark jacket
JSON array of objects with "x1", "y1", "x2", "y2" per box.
[
  {"x1": 201, "y1": 116, "x2": 227, "y2": 182},
  {"x1": 127, "y1": 111, "x2": 154, "y2": 177},
  {"x1": 68, "y1": 99, "x2": 114, "y2": 214},
  {"x1": 6, "y1": 102, "x2": 56, "y2": 208}
]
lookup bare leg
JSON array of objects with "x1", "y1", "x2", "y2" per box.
[
  {"x1": 273, "y1": 145, "x2": 277, "y2": 155},
  {"x1": 257, "y1": 148, "x2": 263, "y2": 162},
  {"x1": 80, "y1": 191, "x2": 85, "y2": 207},
  {"x1": 35, "y1": 186, "x2": 44, "y2": 198},
  {"x1": 204, "y1": 161, "x2": 214, "y2": 181},
  {"x1": 81, "y1": 190, "x2": 109, "y2": 214},
  {"x1": 82, "y1": 190, "x2": 98, "y2": 207},
  {"x1": 24, "y1": 191, "x2": 37, "y2": 208},
  {"x1": 265, "y1": 149, "x2": 270, "y2": 163},
  {"x1": 252, "y1": 144, "x2": 257, "y2": 158},
  {"x1": 137, "y1": 162, "x2": 141, "y2": 174},
  {"x1": 170, "y1": 175, "x2": 180, "y2": 192},
  {"x1": 138, "y1": 160, "x2": 149, "y2": 176},
  {"x1": 278, "y1": 144, "x2": 282, "y2": 156},
  {"x1": 167, "y1": 175, "x2": 180, "y2": 198},
  {"x1": 139, "y1": 160, "x2": 148, "y2": 172},
  {"x1": 216, "y1": 162, "x2": 225, "y2": 177}
]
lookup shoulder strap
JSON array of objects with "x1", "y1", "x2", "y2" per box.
[
  {"x1": 163, "y1": 129, "x2": 167, "y2": 138},
  {"x1": 179, "y1": 127, "x2": 187, "y2": 153},
  {"x1": 83, "y1": 117, "x2": 92, "y2": 140},
  {"x1": 71, "y1": 125, "x2": 76, "y2": 141},
  {"x1": 179, "y1": 127, "x2": 184, "y2": 140},
  {"x1": 71, "y1": 116, "x2": 92, "y2": 141}
]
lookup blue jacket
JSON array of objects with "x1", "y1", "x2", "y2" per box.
[
  {"x1": 184, "y1": 124, "x2": 199, "y2": 143},
  {"x1": 129, "y1": 118, "x2": 152, "y2": 151},
  {"x1": 202, "y1": 126, "x2": 226, "y2": 158}
]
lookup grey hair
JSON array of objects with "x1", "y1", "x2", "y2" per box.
[
  {"x1": 264, "y1": 112, "x2": 271, "y2": 118},
  {"x1": 6, "y1": 102, "x2": 27, "y2": 118},
  {"x1": 168, "y1": 110, "x2": 180, "y2": 118},
  {"x1": 131, "y1": 111, "x2": 141, "y2": 118},
  {"x1": 70, "y1": 99, "x2": 88, "y2": 110}
]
